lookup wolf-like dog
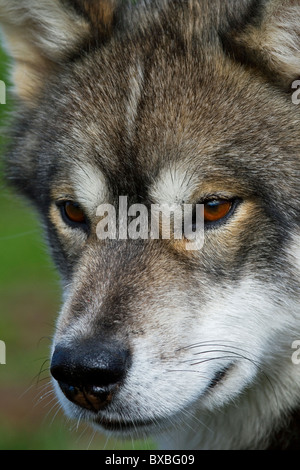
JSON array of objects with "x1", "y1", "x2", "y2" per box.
[{"x1": 1, "y1": 0, "x2": 300, "y2": 450}]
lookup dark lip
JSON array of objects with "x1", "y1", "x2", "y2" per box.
[
  {"x1": 93, "y1": 366, "x2": 235, "y2": 432},
  {"x1": 205, "y1": 363, "x2": 235, "y2": 392},
  {"x1": 94, "y1": 415, "x2": 157, "y2": 432}
]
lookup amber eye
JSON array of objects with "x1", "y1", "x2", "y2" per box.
[
  {"x1": 60, "y1": 201, "x2": 87, "y2": 227},
  {"x1": 203, "y1": 200, "x2": 233, "y2": 223}
]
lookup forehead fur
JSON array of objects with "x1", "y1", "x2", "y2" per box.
[
  {"x1": 43, "y1": 34, "x2": 299, "y2": 204},
  {"x1": 3, "y1": 0, "x2": 300, "y2": 222}
]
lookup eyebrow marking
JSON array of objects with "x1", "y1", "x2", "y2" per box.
[
  {"x1": 126, "y1": 60, "x2": 144, "y2": 140},
  {"x1": 71, "y1": 162, "x2": 108, "y2": 215},
  {"x1": 150, "y1": 164, "x2": 199, "y2": 205}
]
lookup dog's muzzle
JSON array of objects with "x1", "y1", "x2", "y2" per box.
[{"x1": 50, "y1": 338, "x2": 131, "y2": 412}]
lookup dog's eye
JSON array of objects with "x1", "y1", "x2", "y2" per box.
[
  {"x1": 203, "y1": 200, "x2": 233, "y2": 223},
  {"x1": 59, "y1": 201, "x2": 87, "y2": 227},
  {"x1": 64, "y1": 202, "x2": 86, "y2": 223}
]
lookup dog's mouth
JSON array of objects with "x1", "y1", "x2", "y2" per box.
[
  {"x1": 206, "y1": 363, "x2": 234, "y2": 391},
  {"x1": 92, "y1": 365, "x2": 235, "y2": 433},
  {"x1": 53, "y1": 349, "x2": 238, "y2": 437},
  {"x1": 93, "y1": 415, "x2": 157, "y2": 433}
]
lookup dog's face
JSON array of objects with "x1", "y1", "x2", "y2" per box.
[{"x1": 1, "y1": 0, "x2": 300, "y2": 445}]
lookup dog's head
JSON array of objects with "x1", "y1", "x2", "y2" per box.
[{"x1": 1, "y1": 0, "x2": 300, "y2": 447}]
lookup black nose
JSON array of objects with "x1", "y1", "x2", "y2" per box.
[{"x1": 50, "y1": 339, "x2": 131, "y2": 412}]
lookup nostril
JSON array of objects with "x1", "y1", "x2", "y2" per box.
[
  {"x1": 58, "y1": 382, "x2": 117, "y2": 412},
  {"x1": 50, "y1": 340, "x2": 131, "y2": 412}
]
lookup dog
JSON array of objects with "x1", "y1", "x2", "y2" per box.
[{"x1": 1, "y1": 0, "x2": 300, "y2": 450}]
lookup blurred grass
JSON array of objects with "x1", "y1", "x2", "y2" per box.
[{"x1": 0, "y1": 46, "x2": 154, "y2": 450}]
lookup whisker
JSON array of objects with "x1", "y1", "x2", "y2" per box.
[
  {"x1": 86, "y1": 428, "x2": 97, "y2": 450},
  {"x1": 44, "y1": 399, "x2": 63, "y2": 426},
  {"x1": 177, "y1": 340, "x2": 253, "y2": 355},
  {"x1": 34, "y1": 389, "x2": 55, "y2": 408},
  {"x1": 174, "y1": 342, "x2": 279, "y2": 408}
]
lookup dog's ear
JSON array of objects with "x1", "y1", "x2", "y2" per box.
[
  {"x1": 228, "y1": 0, "x2": 300, "y2": 91},
  {"x1": 70, "y1": 0, "x2": 119, "y2": 35},
  {"x1": 0, "y1": 0, "x2": 119, "y2": 105}
]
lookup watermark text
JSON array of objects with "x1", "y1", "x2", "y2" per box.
[
  {"x1": 0, "y1": 340, "x2": 6, "y2": 365},
  {"x1": 292, "y1": 80, "x2": 300, "y2": 105},
  {"x1": 95, "y1": 197, "x2": 204, "y2": 251},
  {"x1": 0, "y1": 80, "x2": 6, "y2": 105},
  {"x1": 291, "y1": 340, "x2": 300, "y2": 365}
]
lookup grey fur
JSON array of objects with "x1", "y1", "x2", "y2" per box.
[{"x1": 1, "y1": 0, "x2": 300, "y2": 450}]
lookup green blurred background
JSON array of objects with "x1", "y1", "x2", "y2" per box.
[{"x1": 0, "y1": 46, "x2": 153, "y2": 450}]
